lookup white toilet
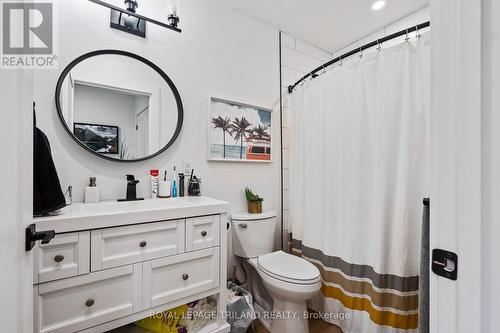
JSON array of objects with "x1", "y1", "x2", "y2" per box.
[{"x1": 232, "y1": 211, "x2": 321, "y2": 333}]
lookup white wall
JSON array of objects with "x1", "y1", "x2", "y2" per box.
[
  {"x1": 33, "y1": 0, "x2": 280, "y2": 219},
  {"x1": 73, "y1": 84, "x2": 137, "y2": 158}
]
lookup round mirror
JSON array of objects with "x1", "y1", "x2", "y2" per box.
[{"x1": 56, "y1": 50, "x2": 183, "y2": 162}]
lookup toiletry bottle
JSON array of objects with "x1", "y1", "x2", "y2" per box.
[
  {"x1": 172, "y1": 180, "x2": 177, "y2": 197},
  {"x1": 171, "y1": 166, "x2": 178, "y2": 197},
  {"x1": 159, "y1": 170, "x2": 171, "y2": 198},
  {"x1": 178, "y1": 173, "x2": 185, "y2": 197},
  {"x1": 84, "y1": 177, "x2": 100, "y2": 203},
  {"x1": 150, "y1": 170, "x2": 159, "y2": 198}
]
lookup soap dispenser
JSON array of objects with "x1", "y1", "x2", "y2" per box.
[{"x1": 84, "y1": 177, "x2": 100, "y2": 203}]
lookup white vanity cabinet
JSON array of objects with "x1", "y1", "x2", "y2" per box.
[
  {"x1": 32, "y1": 197, "x2": 230, "y2": 333},
  {"x1": 34, "y1": 264, "x2": 143, "y2": 333},
  {"x1": 143, "y1": 247, "x2": 219, "y2": 309},
  {"x1": 34, "y1": 232, "x2": 90, "y2": 284},
  {"x1": 90, "y1": 220, "x2": 185, "y2": 271},
  {"x1": 186, "y1": 215, "x2": 220, "y2": 251}
]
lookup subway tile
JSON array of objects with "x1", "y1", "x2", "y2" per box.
[
  {"x1": 280, "y1": 32, "x2": 296, "y2": 49},
  {"x1": 282, "y1": 92, "x2": 293, "y2": 109},
  {"x1": 282, "y1": 128, "x2": 292, "y2": 148},
  {"x1": 282, "y1": 209, "x2": 290, "y2": 230},
  {"x1": 296, "y1": 38, "x2": 332, "y2": 62},
  {"x1": 282, "y1": 106, "x2": 292, "y2": 129},
  {"x1": 283, "y1": 189, "x2": 290, "y2": 210},
  {"x1": 281, "y1": 46, "x2": 323, "y2": 73},
  {"x1": 282, "y1": 148, "x2": 291, "y2": 169},
  {"x1": 283, "y1": 169, "x2": 290, "y2": 190},
  {"x1": 281, "y1": 66, "x2": 301, "y2": 87}
]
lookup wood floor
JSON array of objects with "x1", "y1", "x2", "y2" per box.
[{"x1": 247, "y1": 317, "x2": 343, "y2": 333}]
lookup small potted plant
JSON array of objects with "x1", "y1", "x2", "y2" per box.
[{"x1": 245, "y1": 187, "x2": 263, "y2": 214}]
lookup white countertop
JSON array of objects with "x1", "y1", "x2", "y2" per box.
[{"x1": 34, "y1": 196, "x2": 230, "y2": 233}]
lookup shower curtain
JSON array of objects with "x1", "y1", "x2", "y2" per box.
[{"x1": 290, "y1": 34, "x2": 430, "y2": 333}]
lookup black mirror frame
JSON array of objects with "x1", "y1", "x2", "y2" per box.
[{"x1": 55, "y1": 49, "x2": 184, "y2": 163}]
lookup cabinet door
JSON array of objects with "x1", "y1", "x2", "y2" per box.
[
  {"x1": 34, "y1": 264, "x2": 142, "y2": 333},
  {"x1": 34, "y1": 231, "x2": 90, "y2": 284},
  {"x1": 91, "y1": 220, "x2": 184, "y2": 271},
  {"x1": 186, "y1": 215, "x2": 220, "y2": 252},
  {"x1": 143, "y1": 248, "x2": 219, "y2": 309}
]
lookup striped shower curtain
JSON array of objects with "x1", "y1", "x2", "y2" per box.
[{"x1": 290, "y1": 34, "x2": 430, "y2": 333}]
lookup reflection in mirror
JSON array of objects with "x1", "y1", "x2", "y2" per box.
[{"x1": 57, "y1": 52, "x2": 182, "y2": 161}]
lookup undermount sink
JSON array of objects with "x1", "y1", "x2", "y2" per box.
[{"x1": 34, "y1": 196, "x2": 230, "y2": 233}]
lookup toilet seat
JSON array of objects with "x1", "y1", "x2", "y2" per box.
[{"x1": 257, "y1": 251, "x2": 321, "y2": 285}]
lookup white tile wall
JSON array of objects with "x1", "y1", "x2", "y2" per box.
[{"x1": 280, "y1": 33, "x2": 332, "y2": 250}]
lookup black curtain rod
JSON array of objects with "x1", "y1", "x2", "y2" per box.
[{"x1": 288, "y1": 21, "x2": 430, "y2": 93}]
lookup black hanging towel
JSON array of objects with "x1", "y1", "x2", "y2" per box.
[{"x1": 33, "y1": 102, "x2": 66, "y2": 216}]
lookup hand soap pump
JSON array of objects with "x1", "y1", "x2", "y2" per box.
[{"x1": 84, "y1": 177, "x2": 100, "y2": 203}]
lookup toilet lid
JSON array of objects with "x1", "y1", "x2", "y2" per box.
[{"x1": 257, "y1": 251, "x2": 321, "y2": 284}]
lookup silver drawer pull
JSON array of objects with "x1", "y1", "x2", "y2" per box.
[
  {"x1": 139, "y1": 241, "x2": 147, "y2": 248},
  {"x1": 182, "y1": 273, "x2": 189, "y2": 280},
  {"x1": 54, "y1": 255, "x2": 64, "y2": 263},
  {"x1": 85, "y1": 299, "x2": 95, "y2": 307},
  {"x1": 201, "y1": 231, "x2": 207, "y2": 237}
]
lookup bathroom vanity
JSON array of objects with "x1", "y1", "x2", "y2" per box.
[{"x1": 32, "y1": 196, "x2": 230, "y2": 333}]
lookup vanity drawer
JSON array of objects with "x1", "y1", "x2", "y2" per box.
[
  {"x1": 34, "y1": 264, "x2": 142, "y2": 333},
  {"x1": 186, "y1": 216, "x2": 220, "y2": 252},
  {"x1": 34, "y1": 232, "x2": 90, "y2": 284},
  {"x1": 143, "y1": 247, "x2": 219, "y2": 308},
  {"x1": 91, "y1": 220, "x2": 185, "y2": 271}
]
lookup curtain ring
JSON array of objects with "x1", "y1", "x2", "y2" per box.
[
  {"x1": 320, "y1": 64, "x2": 327, "y2": 75},
  {"x1": 359, "y1": 46, "x2": 363, "y2": 58},
  {"x1": 339, "y1": 55, "x2": 343, "y2": 67},
  {"x1": 405, "y1": 29, "x2": 410, "y2": 42},
  {"x1": 376, "y1": 40, "x2": 382, "y2": 51},
  {"x1": 415, "y1": 25, "x2": 421, "y2": 38}
]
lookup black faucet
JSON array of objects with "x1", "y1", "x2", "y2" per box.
[{"x1": 118, "y1": 175, "x2": 144, "y2": 202}]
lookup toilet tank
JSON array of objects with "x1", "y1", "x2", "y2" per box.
[{"x1": 232, "y1": 210, "x2": 277, "y2": 258}]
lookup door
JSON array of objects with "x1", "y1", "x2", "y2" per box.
[
  {"x1": 430, "y1": 0, "x2": 482, "y2": 332},
  {"x1": 136, "y1": 107, "x2": 149, "y2": 157},
  {"x1": 0, "y1": 70, "x2": 34, "y2": 332},
  {"x1": 481, "y1": 1, "x2": 500, "y2": 331}
]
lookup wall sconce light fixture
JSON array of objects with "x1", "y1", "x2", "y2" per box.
[{"x1": 88, "y1": 0, "x2": 181, "y2": 38}]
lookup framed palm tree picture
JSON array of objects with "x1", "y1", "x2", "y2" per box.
[{"x1": 208, "y1": 97, "x2": 272, "y2": 162}]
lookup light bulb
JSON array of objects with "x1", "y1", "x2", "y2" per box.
[{"x1": 371, "y1": 0, "x2": 386, "y2": 11}]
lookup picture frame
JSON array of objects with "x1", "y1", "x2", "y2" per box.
[
  {"x1": 207, "y1": 97, "x2": 273, "y2": 163},
  {"x1": 73, "y1": 122, "x2": 120, "y2": 155}
]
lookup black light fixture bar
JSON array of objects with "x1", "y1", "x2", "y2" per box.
[
  {"x1": 88, "y1": 0, "x2": 181, "y2": 33},
  {"x1": 288, "y1": 21, "x2": 430, "y2": 93}
]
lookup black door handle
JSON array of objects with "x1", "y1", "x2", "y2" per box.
[
  {"x1": 26, "y1": 224, "x2": 56, "y2": 251},
  {"x1": 432, "y1": 249, "x2": 458, "y2": 280}
]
